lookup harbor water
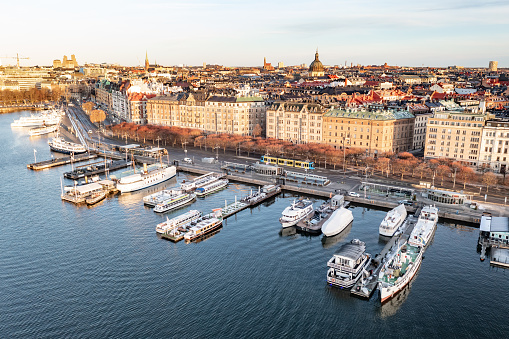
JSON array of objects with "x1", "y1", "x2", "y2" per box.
[{"x1": 1, "y1": 111, "x2": 508, "y2": 338}]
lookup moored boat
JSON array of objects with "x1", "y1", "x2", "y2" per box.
[
  {"x1": 379, "y1": 204, "x2": 407, "y2": 237},
  {"x1": 326, "y1": 239, "x2": 371, "y2": 289},
  {"x1": 296, "y1": 194, "x2": 344, "y2": 234},
  {"x1": 321, "y1": 206, "x2": 354, "y2": 237},
  {"x1": 279, "y1": 199, "x2": 314, "y2": 228},
  {"x1": 156, "y1": 209, "x2": 202, "y2": 234},
  {"x1": 116, "y1": 163, "x2": 176, "y2": 194},
  {"x1": 144, "y1": 189, "x2": 182, "y2": 207},
  {"x1": 195, "y1": 179, "x2": 228, "y2": 197},
  {"x1": 85, "y1": 190, "x2": 107, "y2": 205},
  {"x1": 184, "y1": 216, "x2": 223, "y2": 242},
  {"x1": 48, "y1": 137, "x2": 87, "y2": 154},
  {"x1": 11, "y1": 110, "x2": 62, "y2": 127},
  {"x1": 29, "y1": 124, "x2": 59, "y2": 136},
  {"x1": 153, "y1": 192, "x2": 196, "y2": 213},
  {"x1": 408, "y1": 205, "x2": 438, "y2": 247},
  {"x1": 180, "y1": 172, "x2": 223, "y2": 192},
  {"x1": 240, "y1": 184, "x2": 281, "y2": 206}
]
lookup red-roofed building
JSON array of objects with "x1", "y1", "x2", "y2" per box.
[{"x1": 128, "y1": 93, "x2": 157, "y2": 124}]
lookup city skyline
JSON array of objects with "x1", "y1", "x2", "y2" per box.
[{"x1": 2, "y1": 0, "x2": 509, "y2": 67}]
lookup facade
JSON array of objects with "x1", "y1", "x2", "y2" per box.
[
  {"x1": 322, "y1": 106, "x2": 415, "y2": 155},
  {"x1": 413, "y1": 112, "x2": 432, "y2": 150},
  {"x1": 266, "y1": 102, "x2": 324, "y2": 143},
  {"x1": 478, "y1": 120, "x2": 509, "y2": 173},
  {"x1": 424, "y1": 111, "x2": 491, "y2": 166}
]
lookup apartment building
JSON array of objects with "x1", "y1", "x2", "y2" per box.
[
  {"x1": 413, "y1": 112, "x2": 432, "y2": 150},
  {"x1": 266, "y1": 102, "x2": 324, "y2": 143},
  {"x1": 479, "y1": 120, "x2": 509, "y2": 173}
]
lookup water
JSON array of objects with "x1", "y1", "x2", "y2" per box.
[{"x1": 1, "y1": 111, "x2": 508, "y2": 338}]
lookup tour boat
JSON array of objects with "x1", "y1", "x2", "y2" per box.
[
  {"x1": 379, "y1": 204, "x2": 407, "y2": 237},
  {"x1": 116, "y1": 163, "x2": 176, "y2": 194},
  {"x1": 321, "y1": 206, "x2": 354, "y2": 237},
  {"x1": 11, "y1": 110, "x2": 61, "y2": 127},
  {"x1": 326, "y1": 239, "x2": 371, "y2": 289},
  {"x1": 156, "y1": 209, "x2": 202, "y2": 234},
  {"x1": 28, "y1": 124, "x2": 58, "y2": 136},
  {"x1": 408, "y1": 205, "x2": 438, "y2": 247},
  {"x1": 184, "y1": 216, "x2": 223, "y2": 242},
  {"x1": 279, "y1": 199, "x2": 314, "y2": 228},
  {"x1": 85, "y1": 190, "x2": 107, "y2": 205},
  {"x1": 144, "y1": 189, "x2": 183, "y2": 207},
  {"x1": 48, "y1": 137, "x2": 87, "y2": 154},
  {"x1": 180, "y1": 172, "x2": 222, "y2": 192},
  {"x1": 153, "y1": 192, "x2": 196, "y2": 213},
  {"x1": 195, "y1": 179, "x2": 229, "y2": 197}
]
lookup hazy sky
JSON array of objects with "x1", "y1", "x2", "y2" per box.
[{"x1": 2, "y1": 0, "x2": 508, "y2": 68}]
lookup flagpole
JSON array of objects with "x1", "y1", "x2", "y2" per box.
[{"x1": 33, "y1": 149, "x2": 37, "y2": 163}]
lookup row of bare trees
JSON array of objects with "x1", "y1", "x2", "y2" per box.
[{"x1": 0, "y1": 88, "x2": 61, "y2": 105}]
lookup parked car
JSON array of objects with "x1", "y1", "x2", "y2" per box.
[
  {"x1": 183, "y1": 157, "x2": 193, "y2": 164},
  {"x1": 398, "y1": 200, "x2": 413, "y2": 206},
  {"x1": 348, "y1": 192, "x2": 361, "y2": 197}
]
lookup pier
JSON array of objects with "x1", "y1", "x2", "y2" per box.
[
  {"x1": 63, "y1": 160, "x2": 130, "y2": 180},
  {"x1": 27, "y1": 153, "x2": 97, "y2": 170}
]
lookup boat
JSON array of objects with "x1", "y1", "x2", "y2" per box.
[
  {"x1": 143, "y1": 189, "x2": 182, "y2": 207},
  {"x1": 296, "y1": 194, "x2": 344, "y2": 234},
  {"x1": 379, "y1": 204, "x2": 408, "y2": 237},
  {"x1": 48, "y1": 137, "x2": 87, "y2": 154},
  {"x1": 156, "y1": 209, "x2": 202, "y2": 234},
  {"x1": 116, "y1": 163, "x2": 176, "y2": 194},
  {"x1": 11, "y1": 110, "x2": 62, "y2": 127},
  {"x1": 180, "y1": 172, "x2": 223, "y2": 192},
  {"x1": 153, "y1": 191, "x2": 196, "y2": 213},
  {"x1": 279, "y1": 199, "x2": 314, "y2": 228},
  {"x1": 408, "y1": 205, "x2": 438, "y2": 247},
  {"x1": 240, "y1": 184, "x2": 281, "y2": 206},
  {"x1": 195, "y1": 179, "x2": 229, "y2": 197},
  {"x1": 321, "y1": 206, "x2": 354, "y2": 237},
  {"x1": 184, "y1": 216, "x2": 223, "y2": 242},
  {"x1": 64, "y1": 175, "x2": 101, "y2": 192},
  {"x1": 28, "y1": 124, "x2": 59, "y2": 136},
  {"x1": 326, "y1": 239, "x2": 371, "y2": 289},
  {"x1": 378, "y1": 240, "x2": 423, "y2": 303},
  {"x1": 85, "y1": 190, "x2": 106, "y2": 205}
]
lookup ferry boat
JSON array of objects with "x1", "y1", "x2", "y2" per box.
[
  {"x1": 180, "y1": 172, "x2": 222, "y2": 192},
  {"x1": 326, "y1": 239, "x2": 371, "y2": 289},
  {"x1": 184, "y1": 216, "x2": 223, "y2": 242},
  {"x1": 48, "y1": 137, "x2": 87, "y2": 154},
  {"x1": 144, "y1": 189, "x2": 182, "y2": 207},
  {"x1": 408, "y1": 205, "x2": 438, "y2": 247},
  {"x1": 379, "y1": 204, "x2": 407, "y2": 237},
  {"x1": 29, "y1": 124, "x2": 59, "y2": 136},
  {"x1": 156, "y1": 209, "x2": 202, "y2": 234},
  {"x1": 11, "y1": 111, "x2": 62, "y2": 127},
  {"x1": 153, "y1": 192, "x2": 196, "y2": 213},
  {"x1": 116, "y1": 163, "x2": 176, "y2": 194},
  {"x1": 240, "y1": 184, "x2": 281, "y2": 206},
  {"x1": 378, "y1": 240, "x2": 423, "y2": 303},
  {"x1": 195, "y1": 179, "x2": 229, "y2": 197},
  {"x1": 321, "y1": 206, "x2": 354, "y2": 237},
  {"x1": 279, "y1": 199, "x2": 314, "y2": 228}
]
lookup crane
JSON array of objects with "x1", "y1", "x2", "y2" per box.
[{"x1": 3, "y1": 53, "x2": 30, "y2": 68}]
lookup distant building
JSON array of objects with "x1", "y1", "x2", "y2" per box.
[
  {"x1": 489, "y1": 61, "x2": 498, "y2": 72},
  {"x1": 263, "y1": 57, "x2": 274, "y2": 71},
  {"x1": 53, "y1": 55, "x2": 78, "y2": 69},
  {"x1": 309, "y1": 50, "x2": 324, "y2": 77},
  {"x1": 479, "y1": 119, "x2": 509, "y2": 173},
  {"x1": 145, "y1": 51, "x2": 149, "y2": 72},
  {"x1": 278, "y1": 62, "x2": 285, "y2": 69}
]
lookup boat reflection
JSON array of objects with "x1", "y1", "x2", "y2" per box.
[
  {"x1": 191, "y1": 226, "x2": 222, "y2": 244},
  {"x1": 379, "y1": 280, "x2": 413, "y2": 319},
  {"x1": 279, "y1": 226, "x2": 297, "y2": 237},
  {"x1": 321, "y1": 222, "x2": 352, "y2": 249}
]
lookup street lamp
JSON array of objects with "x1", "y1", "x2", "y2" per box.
[{"x1": 342, "y1": 136, "x2": 350, "y2": 184}]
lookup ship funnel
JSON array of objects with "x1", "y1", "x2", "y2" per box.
[{"x1": 143, "y1": 163, "x2": 147, "y2": 173}]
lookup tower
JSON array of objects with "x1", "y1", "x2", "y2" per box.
[{"x1": 145, "y1": 51, "x2": 149, "y2": 71}]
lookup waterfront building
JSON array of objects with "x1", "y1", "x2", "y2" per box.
[
  {"x1": 266, "y1": 102, "x2": 324, "y2": 143},
  {"x1": 424, "y1": 110, "x2": 492, "y2": 166},
  {"x1": 309, "y1": 50, "x2": 325, "y2": 77},
  {"x1": 322, "y1": 106, "x2": 415, "y2": 155},
  {"x1": 478, "y1": 119, "x2": 509, "y2": 173},
  {"x1": 413, "y1": 112, "x2": 432, "y2": 150}
]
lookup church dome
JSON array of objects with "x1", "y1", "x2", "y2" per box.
[{"x1": 309, "y1": 51, "x2": 324, "y2": 73}]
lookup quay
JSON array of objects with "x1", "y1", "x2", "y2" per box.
[
  {"x1": 63, "y1": 160, "x2": 130, "y2": 180},
  {"x1": 27, "y1": 153, "x2": 97, "y2": 170}
]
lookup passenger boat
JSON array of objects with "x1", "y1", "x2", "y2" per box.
[
  {"x1": 378, "y1": 240, "x2": 423, "y2": 303},
  {"x1": 195, "y1": 179, "x2": 229, "y2": 197},
  {"x1": 143, "y1": 189, "x2": 182, "y2": 207},
  {"x1": 379, "y1": 204, "x2": 407, "y2": 237},
  {"x1": 184, "y1": 216, "x2": 223, "y2": 242},
  {"x1": 326, "y1": 239, "x2": 371, "y2": 289},
  {"x1": 48, "y1": 137, "x2": 87, "y2": 154},
  {"x1": 240, "y1": 184, "x2": 281, "y2": 206},
  {"x1": 153, "y1": 192, "x2": 196, "y2": 213},
  {"x1": 296, "y1": 194, "x2": 344, "y2": 234},
  {"x1": 116, "y1": 163, "x2": 176, "y2": 193},
  {"x1": 85, "y1": 190, "x2": 107, "y2": 205},
  {"x1": 180, "y1": 172, "x2": 222, "y2": 192},
  {"x1": 64, "y1": 175, "x2": 101, "y2": 192},
  {"x1": 408, "y1": 205, "x2": 438, "y2": 247},
  {"x1": 321, "y1": 206, "x2": 354, "y2": 237},
  {"x1": 155, "y1": 209, "x2": 202, "y2": 234},
  {"x1": 279, "y1": 199, "x2": 314, "y2": 228},
  {"x1": 29, "y1": 124, "x2": 58, "y2": 136},
  {"x1": 11, "y1": 110, "x2": 62, "y2": 127}
]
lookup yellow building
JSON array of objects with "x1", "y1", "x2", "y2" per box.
[
  {"x1": 266, "y1": 102, "x2": 324, "y2": 143},
  {"x1": 323, "y1": 107, "x2": 415, "y2": 155}
]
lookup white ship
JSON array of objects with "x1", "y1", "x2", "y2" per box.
[
  {"x1": 321, "y1": 206, "x2": 354, "y2": 237},
  {"x1": 279, "y1": 199, "x2": 314, "y2": 228},
  {"x1": 11, "y1": 109, "x2": 62, "y2": 127},
  {"x1": 153, "y1": 191, "x2": 196, "y2": 213},
  {"x1": 184, "y1": 216, "x2": 223, "y2": 242},
  {"x1": 29, "y1": 124, "x2": 59, "y2": 136},
  {"x1": 195, "y1": 179, "x2": 228, "y2": 197},
  {"x1": 156, "y1": 210, "x2": 202, "y2": 234},
  {"x1": 408, "y1": 205, "x2": 438, "y2": 247},
  {"x1": 326, "y1": 239, "x2": 371, "y2": 289},
  {"x1": 116, "y1": 163, "x2": 176, "y2": 194},
  {"x1": 144, "y1": 189, "x2": 182, "y2": 207},
  {"x1": 48, "y1": 137, "x2": 87, "y2": 154},
  {"x1": 180, "y1": 172, "x2": 222, "y2": 191},
  {"x1": 379, "y1": 204, "x2": 407, "y2": 237}
]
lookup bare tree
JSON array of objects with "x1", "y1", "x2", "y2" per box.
[{"x1": 482, "y1": 172, "x2": 498, "y2": 193}]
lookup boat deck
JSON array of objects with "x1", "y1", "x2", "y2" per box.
[
  {"x1": 379, "y1": 244, "x2": 420, "y2": 285},
  {"x1": 64, "y1": 160, "x2": 130, "y2": 179},
  {"x1": 160, "y1": 232, "x2": 185, "y2": 242}
]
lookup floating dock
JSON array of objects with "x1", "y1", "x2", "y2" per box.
[
  {"x1": 27, "y1": 153, "x2": 97, "y2": 170},
  {"x1": 63, "y1": 160, "x2": 130, "y2": 179}
]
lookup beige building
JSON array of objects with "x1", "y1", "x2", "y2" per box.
[
  {"x1": 266, "y1": 102, "x2": 324, "y2": 143},
  {"x1": 323, "y1": 107, "x2": 415, "y2": 155},
  {"x1": 424, "y1": 111, "x2": 492, "y2": 166},
  {"x1": 479, "y1": 119, "x2": 509, "y2": 173}
]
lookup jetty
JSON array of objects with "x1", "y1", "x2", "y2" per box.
[
  {"x1": 63, "y1": 160, "x2": 130, "y2": 179},
  {"x1": 27, "y1": 153, "x2": 97, "y2": 170}
]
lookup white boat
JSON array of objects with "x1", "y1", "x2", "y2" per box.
[
  {"x1": 184, "y1": 216, "x2": 223, "y2": 242},
  {"x1": 195, "y1": 179, "x2": 228, "y2": 197},
  {"x1": 48, "y1": 137, "x2": 87, "y2": 154},
  {"x1": 11, "y1": 109, "x2": 62, "y2": 127},
  {"x1": 408, "y1": 205, "x2": 438, "y2": 247},
  {"x1": 156, "y1": 210, "x2": 202, "y2": 234},
  {"x1": 240, "y1": 184, "x2": 281, "y2": 206},
  {"x1": 116, "y1": 163, "x2": 176, "y2": 194},
  {"x1": 326, "y1": 239, "x2": 371, "y2": 289},
  {"x1": 64, "y1": 175, "x2": 101, "y2": 192},
  {"x1": 29, "y1": 124, "x2": 59, "y2": 136},
  {"x1": 296, "y1": 194, "x2": 344, "y2": 234},
  {"x1": 379, "y1": 204, "x2": 408, "y2": 237},
  {"x1": 279, "y1": 199, "x2": 314, "y2": 228},
  {"x1": 143, "y1": 189, "x2": 182, "y2": 207},
  {"x1": 321, "y1": 206, "x2": 354, "y2": 237},
  {"x1": 85, "y1": 190, "x2": 107, "y2": 205},
  {"x1": 153, "y1": 192, "x2": 196, "y2": 213},
  {"x1": 180, "y1": 172, "x2": 222, "y2": 191}
]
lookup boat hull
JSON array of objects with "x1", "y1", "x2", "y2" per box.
[
  {"x1": 379, "y1": 250, "x2": 423, "y2": 304},
  {"x1": 379, "y1": 217, "x2": 404, "y2": 237},
  {"x1": 154, "y1": 195, "x2": 196, "y2": 213},
  {"x1": 321, "y1": 208, "x2": 354, "y2": 237},
  {"x1": 280, "y1": 208, "x2": 314, "y2": 228},
  {"x1": 49, "y1": 145, "x2": 87, "y2": 154},
  {"x1": 195, "y1": 181, "x2": 228, "y2": 197},
  {"x1": 184, "y1": 220, "x2": 223, "y2": 242},
  {"x1": 117, "y1": 167, "x2": 176, "y2": 194}
]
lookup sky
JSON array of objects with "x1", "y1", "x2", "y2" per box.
[{"x1": 2, "y1": 0, "x2": 509, "y2": 68}]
